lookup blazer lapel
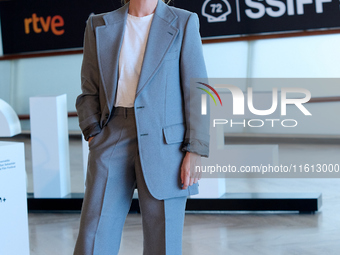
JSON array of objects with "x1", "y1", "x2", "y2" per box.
[
  {"x1": 96, "y1": 0, "x2": 179, "y2": 107},
  {"x1": 135, "y1": 0, "x2": 179, "y2": 96},
  {"x1": 96, "y1": 4, "x2": 129, "y2": 111}
]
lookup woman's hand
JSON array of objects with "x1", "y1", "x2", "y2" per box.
[
  {"x1": 88, "y1": 136, "x2": 94, "y2": 144},
  {"x1": 181, "y1": 151, "x2": 202, "y2": 190}
]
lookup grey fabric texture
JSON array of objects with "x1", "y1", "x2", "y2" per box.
[
  {"x1": 75, "y1": 0, "x2": 209, "y2": 199},
  {"x1": 74, "y1": 108, "x2": 187, "y2": 255}
]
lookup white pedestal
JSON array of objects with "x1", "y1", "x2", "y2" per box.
[
  {"x1": 0, "y1": 99, "x2": 21, "y2": 137},
  {"x1": 219, "y1": 144, "x2": 279, "y2": 170},
  {"x1": 0, "y1": 142, "x2": 30, "y2": 255},
  {"x1": 192, "y1": 145, "x2": 279, "y2": 198},
  {"x1": 29, "y1": 94, "x2": 71, "y2": 198},
  {"x1": 191, "y1": 90, "x2": 280, "y2": 198},
  {"x1": 194, "y1": 178, "x2": 226, "y2": 198}
]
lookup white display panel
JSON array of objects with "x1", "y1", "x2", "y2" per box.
[
  {"x1": 30, "y1": 94, "x2": 71, "y2": 198},
  {"x1": 0, "y1": 142, "x2": 30, "y2": 255}
]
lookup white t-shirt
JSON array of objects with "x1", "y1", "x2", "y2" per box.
[{"x1": 114, "y1": 13, "x2": 154, "y2": 107}]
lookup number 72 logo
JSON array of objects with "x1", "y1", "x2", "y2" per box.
[{"x1": 202, "y1": 0, "x2": 232, "y2": 23}]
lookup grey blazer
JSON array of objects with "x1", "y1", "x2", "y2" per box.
[{"x1": 76, "y1": 0, "x2": 210, "y2": 199}]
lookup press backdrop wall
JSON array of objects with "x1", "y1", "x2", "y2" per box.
[{"x1": 0, "y1": 33, "x2": 340, "y2": 135}]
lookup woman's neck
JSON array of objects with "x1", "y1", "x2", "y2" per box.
[{"x1": 128, "y1": 0, "x2": 158, "y2": 17}]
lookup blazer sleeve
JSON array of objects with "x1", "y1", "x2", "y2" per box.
[
  {"x1": 75, "y1": 15, "x2": 102, "y2": 141},
  {"x1": 180, "y1": 13, "x2": 210, "y2": 157}
]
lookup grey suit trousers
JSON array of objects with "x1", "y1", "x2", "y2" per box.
[{"x1": 74, "y1": 107, "x2": 188, "y2": 255}]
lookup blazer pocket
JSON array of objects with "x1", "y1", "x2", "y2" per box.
[
  {"x1": 164, "y1": 50, "x2": 179, "y2": 61},
  {"x1": 163, "y1": 123, "x2": 185, "y2": 144}
]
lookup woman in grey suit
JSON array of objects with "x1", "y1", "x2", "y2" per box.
[{"x1": 74, "y1": 0, "x2": 209, "y2": 254}]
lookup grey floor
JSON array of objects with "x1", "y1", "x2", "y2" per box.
[{"x1": 3, "y1": 135, "x2": 340, "y2": 255}]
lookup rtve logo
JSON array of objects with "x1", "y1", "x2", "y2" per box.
[
  {"x1": 201, "y1": 0, "x2": 333, "y2": 23},
  {"x1": 24, "y1": 13, "x2": 65, "y2": 35}
]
